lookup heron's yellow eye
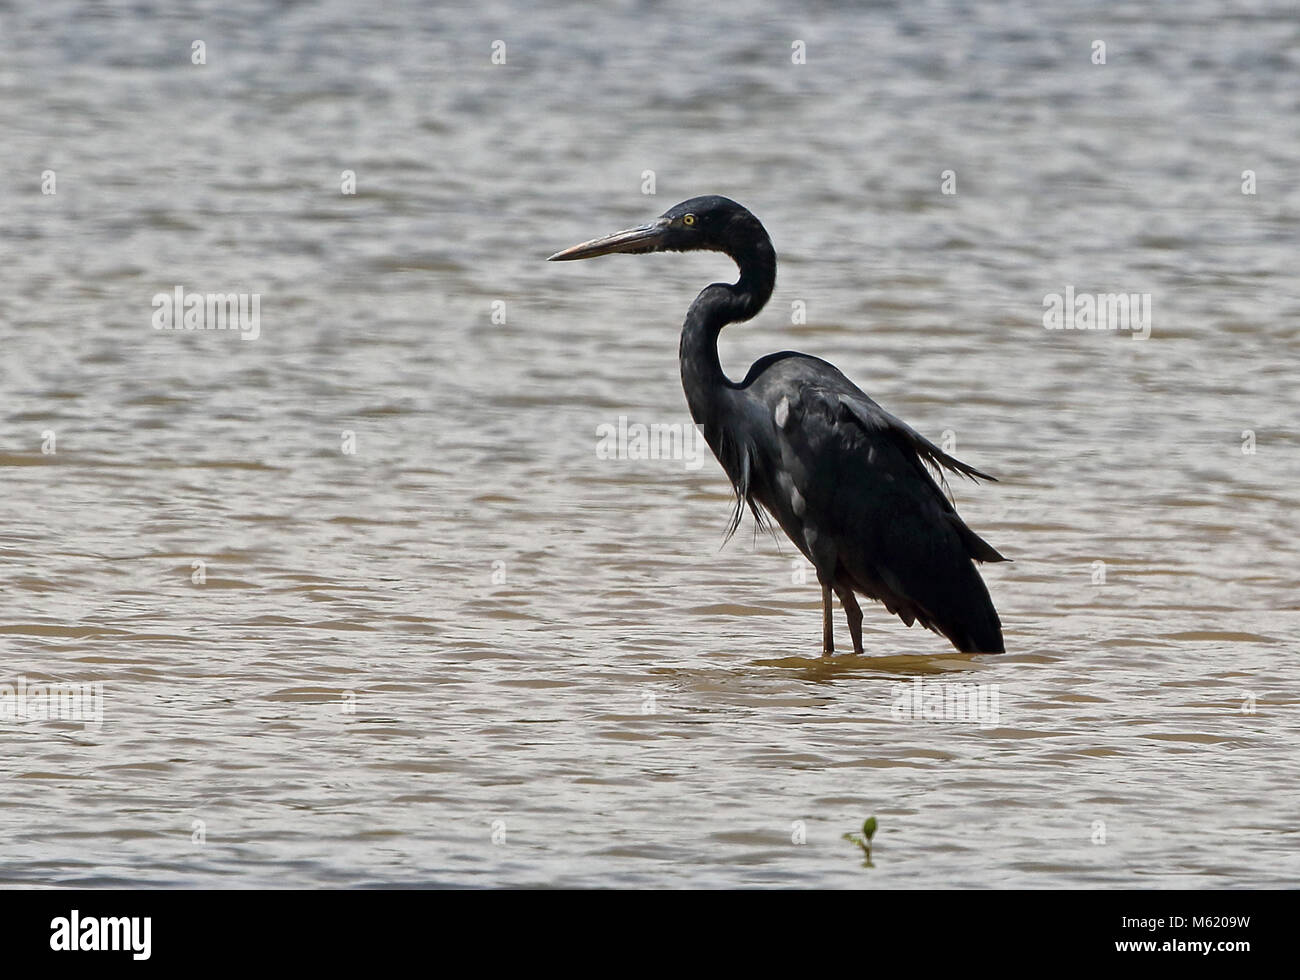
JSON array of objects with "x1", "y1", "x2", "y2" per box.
[{"x1": 682, "y1": 214, "x2": 696, "y2": 226}]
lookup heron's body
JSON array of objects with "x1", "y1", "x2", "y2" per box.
[{"x1": 551, "y1": 196, "x2": 1006, "y2": 654}]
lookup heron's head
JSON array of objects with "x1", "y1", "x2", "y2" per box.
[{"x1": 548, "y1": 196, "x2": 766, "y2": 262}]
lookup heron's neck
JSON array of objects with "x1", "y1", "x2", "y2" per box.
[{"x1": 679, "y1": 239, "x2": 776, "y2": 422}]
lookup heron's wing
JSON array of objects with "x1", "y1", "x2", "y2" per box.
[
  {"x1": 832, "y1": 390, "x2": 997, "y2": 483},
  {"x1": 742, "y1": 353, "x2": 1006, "y2": 564},
  {"x1": 816, "y1": 383, "x2": 1006, "y2": 554},
  {"x1": 741, "y1": 351, "x2": 997, "y2": 484}
]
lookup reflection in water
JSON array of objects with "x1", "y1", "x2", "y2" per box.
[{"x1": 754, "y1": 652, "x2": 990, "y2": 678}]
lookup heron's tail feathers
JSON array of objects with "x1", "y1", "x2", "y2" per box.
[
  {"x1": 940, "y1": 595, "x2": 1004, "y2": 653},
  {"x1": 931, "y1": 560, "x2": 1004, "y2": 653}
]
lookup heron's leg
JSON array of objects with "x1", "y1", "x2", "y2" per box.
[
  {"x1": 836, "y1": 586, "x2": 864, "y2": 655},
  {"x1": 820, "y1": 579, "x2": 835, "y2": 656}
]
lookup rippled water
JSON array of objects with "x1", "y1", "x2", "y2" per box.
[{"x1": 1, "y1": 0, "x2": 1298, "y2": 887}]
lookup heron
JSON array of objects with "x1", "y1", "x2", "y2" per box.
[{"x1": 549, "y1": 196, "x2": 1007, "y2": 654}]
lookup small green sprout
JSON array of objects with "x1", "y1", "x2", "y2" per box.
[{"x1": 842, "y1": 815, "x2": 879, "y2": 867}]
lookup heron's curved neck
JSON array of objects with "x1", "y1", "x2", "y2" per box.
[{"x1": 679, "y1": 236, "x2": 776, "y2": 419}]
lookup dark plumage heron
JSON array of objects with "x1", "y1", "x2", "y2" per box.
[{"x1": 549, "y1": 196, "x2": 1007, "y2": 654}]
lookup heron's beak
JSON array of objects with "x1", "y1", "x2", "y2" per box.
[{"x1": 547, "y1": 218, "x2": 669, "y2": 261}]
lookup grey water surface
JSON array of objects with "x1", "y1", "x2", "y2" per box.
[{"x1": 1, "y1": 0, "x2": 1297, "y2": 886}]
